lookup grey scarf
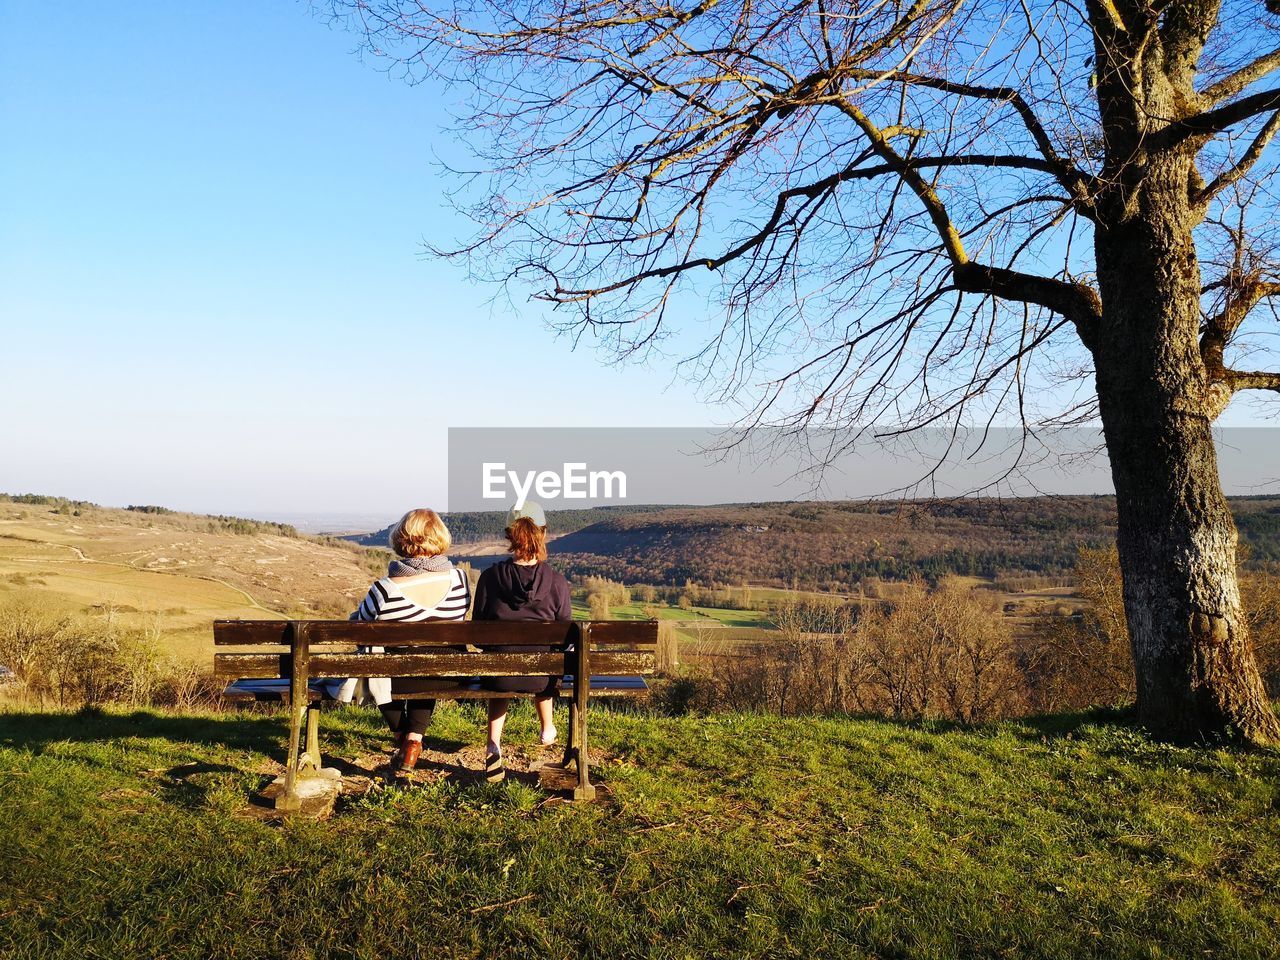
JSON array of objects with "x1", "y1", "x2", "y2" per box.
[{"x1": 388, "y1": 554, "x2": 453, "y2": 578}]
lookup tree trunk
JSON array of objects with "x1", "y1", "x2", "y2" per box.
[{"x1": 1093, "y1": 155, "x2": 1280, "y2": 744}]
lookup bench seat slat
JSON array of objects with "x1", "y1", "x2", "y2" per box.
[
  {"x1": 582, "y1": 622, "x2": 659, "y2": 646},
  {"x1": 223, "y1": 676, "x2": 650, "y2": 701},
  {"x1": 215, "y1": 650, "x2": 656, "y2": 681},
  {"x1": 217, "y1": 652, "x2": 563, "y2": 680},
  {"x1": 213, "y1": 619, "x2": 658, "y2": 647}
]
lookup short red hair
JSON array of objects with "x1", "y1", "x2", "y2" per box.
[{"x1": 506, "y1": 516, "x2": 547, "y2": 563}]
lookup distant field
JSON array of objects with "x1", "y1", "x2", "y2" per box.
[
  {"x1": 571, "y1": 580, "x2": 1083, "y2": 660},
  {"x1": 0, "y1": 501, "x2": 379, "y2": 663}
]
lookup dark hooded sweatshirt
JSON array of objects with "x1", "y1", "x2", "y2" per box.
[
  {"x1": 472, "y1": 560, "x2": 572, "y2": 694},
  {"x1": 473, "y1": 560, "x2": 572, "y2": 623}
]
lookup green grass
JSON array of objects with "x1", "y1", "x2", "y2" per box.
[
  {"x1": 2, "y1": 704, "x2": 1279, "y2": 959},
  {"x1": 571, "y1": 599, "x2": 773, "y2": 628}
]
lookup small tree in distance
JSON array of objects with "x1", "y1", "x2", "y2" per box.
[{"x1": 327, "y1": 0, "x2": 1280, "y2": 742}]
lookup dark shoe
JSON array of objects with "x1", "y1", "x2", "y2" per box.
[
  {"x1": 398, "y1": 739, "x2": 422, "y2": 772},
  {"x1": 388, "y1": 730, "x2": 406, "y2": 766},
  {"x1": 485, "y1": 751, "x2": 506, "y2": 783}
]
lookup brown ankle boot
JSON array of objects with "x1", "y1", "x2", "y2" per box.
[{"x1": 398, "y1": 738, "x2": 422, "y2": 772}]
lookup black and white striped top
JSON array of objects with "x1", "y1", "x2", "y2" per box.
[{"x1": 353, "y1": 568, "x2": 471, "y2": 622}]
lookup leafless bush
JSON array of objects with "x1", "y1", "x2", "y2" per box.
[
  {"x1": 1024, "y1": 547, "x2": 1136, "y2": 713},
  {"x1": 691, "y1": 581, "x2": 1023, "y2": 722},
  {"x1": 0, "y1": 601, "x2": 220, "y2": 709},
  {"x1": 1242, "y1": 568, "x2": 1280, "y2": 697},
  {"x1": 850, "y1": 579, "x2": 1022, "y2": 722},
  {"x1": 770, "y1": 597, "x2": 856, "y2": 715},
  {"x1": 0, "y1": 601, "x2": 73, "y2": 693},
  {"x1": 655, "y1": 620, "x2": 679, "y2": 675},
  {"x1": 587, "y1": 593, "x2": 610, "y2": 620}
]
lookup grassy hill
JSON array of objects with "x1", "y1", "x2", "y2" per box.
[
  {"x1": 1, "y1": 704, "x2": 1278, "y2": 959},
  {"x1": 0, "y1": 496, "x2": 383, "y2": 662}
]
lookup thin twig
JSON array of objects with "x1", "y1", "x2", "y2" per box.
[{"x1": 470, "y1": 893, "x2": 536, "y2": 915}]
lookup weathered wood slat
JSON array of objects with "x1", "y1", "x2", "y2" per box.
[
  {"x1": 213, "y1": 621, "x2": 291, "y2": 646},
  {"x1": 223, "y1": 677, "x2": 649, "y2": 700},
  {"x1": 216, "y1": 652, "x2": 561, "y2": 679},
  {"x1": 587, "y1": 621, "x2": 659, "y2": 646},
  {"x1": 213, "y1": 619, "x2": 658, "y2": 647},
  {"x1": 215, "y1": 650, "x2": 654, "y2": 680},
  {"x1": 215, "y1": 654, "x2": 289, "y2": 679},
  {"x1": 309, "y1": 621, "x2": 580, "y2": 646},
  {"x1": 307, "y1": 652, "x2": 567, "y2": 678}
]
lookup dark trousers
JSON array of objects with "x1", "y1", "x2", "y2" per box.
[{"x1": 380, "y1": 699, "x2": 436, "y2": 736}]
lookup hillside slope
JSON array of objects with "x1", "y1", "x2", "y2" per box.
[
  {"x1": 1, "y1": 705, "x2": 1277, "y2": 959},
  {"x1": 0, "y1": 497, "x2": 382, "y2": 661}
]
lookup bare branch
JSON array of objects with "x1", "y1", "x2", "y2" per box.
[
  {"x1": 833, "y1": 97, "x2": 1101, "y2": 340},
  {"x1": 841, "y1": 68, "x2": 1099, "y2": 212},
  {"x1": 1162, "y1": 86, "x2": 1280, "y2": 145},
  {"x1": 1201, "y1": 47, "x2": 1280, "y2": 104},
  {"x1": 1201, "y1": 277, "x2": 1280, "y2": 370},
  {"x1": 549, "y1": 153, "x2": 1074, "y2": 300},
  {"x1": 954, "y1": 263, "x2": 1102, "y2": 346},
  {"x1": 1225, "y1": 369, "x2": 1280, "y2": 392},
  {"x1": 1197, "y1": 110, "x2": 1280, "y2": 205}
]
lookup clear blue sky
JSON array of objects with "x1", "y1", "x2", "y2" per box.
[
  {"x1": 0, "y1": 1, "x2": 710, "y2": 520},
  {"x1": 2, "y1": 3, "x2": 1272, "y2": 522}
]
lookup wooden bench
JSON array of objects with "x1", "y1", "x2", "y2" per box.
[{"x1": 213, "y1": 619, "x2": 657, "y2": 809}]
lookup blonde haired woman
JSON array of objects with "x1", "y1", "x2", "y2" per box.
[
  {"x1": 337, "y1": 508, "x2": 470, "y2": 772},
  {"x1": 472, "y1": 501, "x2": 570, "y2": 781}
]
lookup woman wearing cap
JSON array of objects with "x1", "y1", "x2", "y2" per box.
[
  {"x1": 472, "y1": 500, "x2": 571, "y2": 781},
  {"x1": 333, "y1": 508, "x2": 471, "y2": 772}
]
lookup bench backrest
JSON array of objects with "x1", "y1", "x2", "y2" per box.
[{"x1": 212, "y1": 619, "x2": 658, "y2": 682}]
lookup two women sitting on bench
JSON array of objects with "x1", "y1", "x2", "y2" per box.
[{"x1": 340, "y1": 502, "x2": 569, "y2": 780}]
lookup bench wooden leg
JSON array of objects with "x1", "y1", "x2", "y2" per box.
[
  {"x1": 277, "y1": 624, "x2": 311, "y2": 813},
  {"x1": 299, "y1": 702, "x2": 321, "y2": 775},
  {"x1": 279, "y1": 693, "x2": 306, "y2": 812},
  {"x1": 572, "y1": 627, "x2": 595, "y2": 801},
  {"x1": 562, "y1": 700, "x2": 578, "y2": 769},
  {"x1": 573, "y1": 699, "x2": 595, "y2": 801}
]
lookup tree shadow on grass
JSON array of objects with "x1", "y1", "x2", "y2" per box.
[
  {"x1": 0, "y1": 708, "x2": 292, "y2": 758},
  {"x1": 1007, "y1": 705, "x2": 1137, "y2": 740},
  {"x1": 809, "y1": 705, "x2": 1138, "y2": 743},
  {"x1": 158, "y1": 760, "x2": 256, "y2": 810}
]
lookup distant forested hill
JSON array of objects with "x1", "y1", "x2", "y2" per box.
[
  {"x1": 546, "y1": 498, "x2": 1128, "y2": 588},
  {"x1": 344, "y1": 496, "x2": 1280, "y2": 589},
  {"x1": 346, "y1": 504, "x2": 675, "y2": 548}
]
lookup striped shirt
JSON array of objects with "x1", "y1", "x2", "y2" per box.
[
  {"x1": 353, "y1": 568, "x2": 471, "y2": 623},
  {"x1": 323, "y1": 567, "x2": 471, "y2": 705}
]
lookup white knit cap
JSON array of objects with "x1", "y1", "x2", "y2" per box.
[{"x1": 506, "y1": 500, "x2": 547, "y2": 528}]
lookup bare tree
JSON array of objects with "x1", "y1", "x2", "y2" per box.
[{"x1": 328, "y1": 0, "x2": 1280, "y2": 742}]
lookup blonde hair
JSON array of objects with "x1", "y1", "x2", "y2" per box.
[
  {"x1": 389, "y1": 509, "x2": 452, "y2": 558},
  {"x1": 506, "y1": 516, "x2": 547, "y2": 563}
]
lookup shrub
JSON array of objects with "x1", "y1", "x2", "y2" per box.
[
  {"x1": 587, "y1": 593, "x2": 610, "y2": 620},
  {"x1": 655, "y1": 621, "x2": 679, "y2": 674},
  {"x1": 692, "y1": 580, "x2": 1023, "y2": 722},
  {"x1": 849, "y1": 579, "x2": 1022, "y2": 722},
  {"x1": 0, "y1": 602, "x2": 219, "y2": 709},
  {"x1": 1023, "y1": 547, "x2": 1135, "y2": 713},
  {"x1": 1243, "y1": 566, "x2": 1280, "y2": 696}
]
